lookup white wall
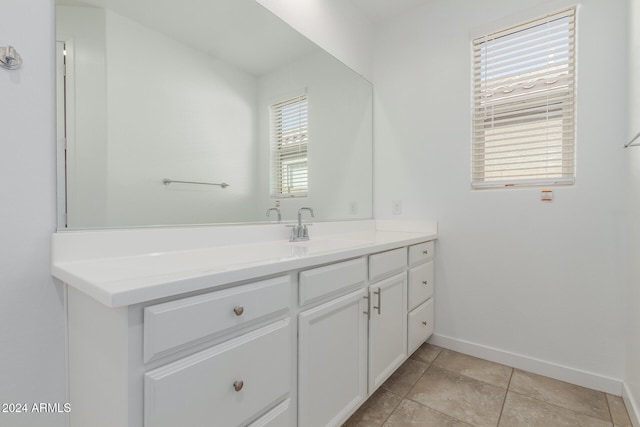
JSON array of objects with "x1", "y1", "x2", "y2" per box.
[
  {"x1": 104, "y1": 10, "x2": 259, "y2": 226},
  {"x1": 374, "y1": 0, "x2": 628, "y2": 393},
  {"x1": 0, "y1": 1, "x2": 67, "y2": 426},
  {"x1": 58, "y1": 7, "x2": 261, "y2": 227},
  {"x1": 256, "y1": 0, "x2": 374, "y2": 80},
  {"x1": 257, "y1": 50, "x2": 373, "y2": 222},
  {"x1": 625, "y1": 0, "x2": 640, "y2": 422}
]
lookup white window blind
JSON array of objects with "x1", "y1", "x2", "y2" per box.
[
  {"x1": 270, "y1": 95, "x2": 308, "y2": 197},
  {"x1": 472, "y1": 8, "x2": 576, "y2": 189}
]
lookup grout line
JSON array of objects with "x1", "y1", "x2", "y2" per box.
[
  {"x1": 430, "y1": 346, "x2": 444, "y2": 365},
  {"x1": 606, "y1": 393, "x2": 615, "y2": 425},
  {"x1": 496, "y1": 368, "x2": 515, "y2": 426},
  {"x1": 378, "y1": 401, "x2": 401, "y2": 426},
  {"x1": 402, "y1": 393, "x2": 474, "y2": 427},
  {"x1": 375, "y1": 389, "x2": 404, "y2": 427}
]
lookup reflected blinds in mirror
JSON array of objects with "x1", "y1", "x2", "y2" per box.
[
  {"x1": 270, "y1": 94, "x2": 309, "y2": 197},
  {"x1": 472, "y1": 8, "x2": 576, "y2": 189}
]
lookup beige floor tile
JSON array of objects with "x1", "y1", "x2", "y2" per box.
[
  {"x1": 432, "y1": 349, "x2": 513, "y2": 388},
  {"x1": 509, "y1": 370, "x2": 610, "y2": 422},
  {"x1": 409, "y1": 343, "x2": 442, "y2": 365},
  {"x1": 499, "y1": 391, "x2": 613, "y2": 427},
  {"x1": 381, "y1": 358, "x2": 429, "y2": 397},
  {"x1": 406, "y1": 365, "x2": 507, "y2": 426},
  {"x1": 383, "y1": 399, "x2": 472, "y2": 427},
  {"x1": 606, "y1": 394, "x2": 632, "y2": 427},
  {"x1": 343, "y1": 388, "x2": 401, "y2": 427}
]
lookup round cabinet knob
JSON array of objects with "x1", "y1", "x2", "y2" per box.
[
  {"x1": 422, "y1": 280, "x2": 428, "y2": 285},
  {"x1": 422, "y1": 321, "x2": 428, "y2": 326},
  {"x1": 233, "y1": 380, "x2": 244, "y2": 392},
  {"x1": 423, "y1": 250, "x2": 429, "y2": 255},
  {"x1": 233, "y1": 305, "x2": 244, "y2": 316}
]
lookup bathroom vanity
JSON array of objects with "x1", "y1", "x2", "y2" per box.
[{"x1": 51, "y1": 220, "x2": 436, "y2": 427}]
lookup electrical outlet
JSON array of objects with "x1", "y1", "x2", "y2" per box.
[{"x1": 392, "y1": 200, "x2": 402, "y2": 215}]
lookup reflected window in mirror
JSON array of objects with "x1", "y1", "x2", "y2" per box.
[{"x1": 270, "y1": 94, "x2": 308, "y2": 198}]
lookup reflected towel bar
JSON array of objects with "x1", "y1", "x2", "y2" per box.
[
  {"x1": 625, "y1": 131, "x2": 640, "y2": 148},
  {"x1": 163, "y1": 178, "x2": 229, "y2": 189}
]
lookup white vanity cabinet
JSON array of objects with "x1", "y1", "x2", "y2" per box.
[
  {"x1": 407, "y1": 241, "x2": 435, "y2": 354},
  {"x1": 61, "y1": 230, "x2": 436, "y2": 427},
  {"x1": 297, "y1": 242, "x2": 435, "y2": 426},
  {"x1": 367, "y1": 248, "x2": 408, "y2": 393},
  {"x1": 66, "y1": 276, "x2": 295, "y2": 427},
  {"x1": 143, "y1": 276, "x2": 293, "y2": 427}
]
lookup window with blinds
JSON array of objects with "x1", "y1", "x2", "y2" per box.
[
  {"x1": 270, "y1": 95, "x2": 308, "y2": 197},
  {"x1": 472, "y1": 8, "x2": 576, "y2": 189}
]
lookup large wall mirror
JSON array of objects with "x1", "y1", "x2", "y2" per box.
[{"x1": 56, "y1": 0, "x2": 373, "y2": 229}]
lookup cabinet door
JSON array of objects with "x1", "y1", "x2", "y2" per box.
[
  {"x1": 298, "y1": 289, "x2": 368, "y2": 427},
  {"x1": 368, "y1": 273, "x2": 407, "y2": 394}
]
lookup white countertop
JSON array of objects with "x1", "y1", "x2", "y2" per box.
[{"x1": 51, "y1": 220, "x2": 437, "y2": 308}]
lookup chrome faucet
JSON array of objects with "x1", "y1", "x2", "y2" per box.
[
  {"x1": 290, "y1": 207, "x2": 314, "y2": 241},
  {"x1": 265, "y1": 207, "x2": 281, "y2": 223}
]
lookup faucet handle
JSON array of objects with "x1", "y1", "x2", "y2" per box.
[{"x1": 286, "y1": 224, "x2": 298, "y2": 241}]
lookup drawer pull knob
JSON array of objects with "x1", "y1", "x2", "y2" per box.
[
  {"x1": 233, "y1": 305, "x2": 244, "y2": 316},
  {"x1": 422, "y1": 280, "x2": 428, "y2": 285},
  {"x1": 423, "y1": 250, "x2": 429, "y2": 255},
  {"x1": 422, "y1": 321, "x2": 428, "y2": 326},
  {"x1": 233, "y1": 380, "x2": 244, "y2": 392}
]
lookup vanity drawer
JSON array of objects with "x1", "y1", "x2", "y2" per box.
[
  {"x1": 248, "y1": 398, "x2": 292, "y2": 427},
  {"x1": 299, "y1": 258, "x2": 366, "y2": 306},
  {"x1": 369, "y1": 247, "x2": 407, "y2": 281},
  {"x1": 144, "y1": 319, "x2": 291, "y2": 427},
  {"x1": 408, "y1": 299, "x2": 434, "y2": 355},
  {"x1": 408, "y1": 261, "x2": 434, "y2": 311},
  {"x1": 409, "y1": 241, "x2": 434, "y2": 265},
  {"x1": 143, "y1": 275, "x2": 290, "y2": 362}
]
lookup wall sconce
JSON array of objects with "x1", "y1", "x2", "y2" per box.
[{"x1": 0, "y1": 46, "x2": 23, "y2": 70}]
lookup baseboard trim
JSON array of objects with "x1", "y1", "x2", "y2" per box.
[
  {"x1": 623, "y1": 382, "x2": 640, "y2": 427},
  {"x1": 428, "y1": 333, "x2": 622, "y2": 395}
]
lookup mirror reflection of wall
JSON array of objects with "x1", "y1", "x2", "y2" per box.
[{"x1": 56, "y1": 0, "x2": 373, "y2": 229}]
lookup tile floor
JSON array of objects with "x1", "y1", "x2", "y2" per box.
[{"x1": 344, "y1": 344, "x2": 633, "y2": 427}]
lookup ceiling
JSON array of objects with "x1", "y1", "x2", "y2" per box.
[
  {"x1": 349, "y1": 0, "x2": 430, "y2": 23},
  {"x1": 56, "y1": 0, "x2": 317, "y2": 76},
  {"x1": 56, "y1": 0, "x2": 431, "y2": 75}
]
